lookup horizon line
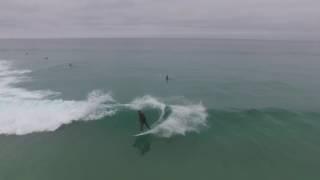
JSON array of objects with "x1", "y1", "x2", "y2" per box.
[{"x1": 0, "y1": 37, "x2": 319, "y2": 43}]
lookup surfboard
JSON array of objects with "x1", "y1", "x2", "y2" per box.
[{"x1": 133, "y1": 129, "x2": 152, "y2": 137}]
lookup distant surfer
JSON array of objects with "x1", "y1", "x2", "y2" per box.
[
  {"x1": 166, "y1": 75, "x2": 169, "y2": 82},
  {"x1": 68, "y1": 63, "x2": 72, "y2": 68},
  {"x1": 138, "y1": 110, "x2": 150, "y2": 131}
]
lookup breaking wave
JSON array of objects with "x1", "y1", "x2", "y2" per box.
[{"x1": 0, "y1": 60, "x2": 208, "y2": 137}]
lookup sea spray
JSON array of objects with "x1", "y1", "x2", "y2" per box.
[{"x1": 128, "y1": 96, "x2": 208, "y2": 137}]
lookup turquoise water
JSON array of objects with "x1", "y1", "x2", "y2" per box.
[{"x1": 1, "y1": 39, "x2": 320, "y2": 179}]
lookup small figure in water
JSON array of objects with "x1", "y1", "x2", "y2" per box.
[
  {"x1": 166, "y1": 75, "x2": 169, "y2": 82},
  {"x1": 138, "y1": 110, "x2": 150, "y2": 131},
  {"x1": 68, "y1": 63, "x2": 72, "y2": 68},
  {"x1": 44, "y1": 57, "x2": 48, "y2": 60}
]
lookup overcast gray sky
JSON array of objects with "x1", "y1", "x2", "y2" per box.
[{"x1": 0, "y1": 0, "x2": 319, "y2": 39}]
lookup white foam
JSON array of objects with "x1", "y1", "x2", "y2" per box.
[
  {"x1": 0, "y1": 60, "x2": 115, "y2": 135},
  {"x1": 150, "y1": 104, "x2": 208, "y2": 137},
  {"x1": 128, "y1": 95, "x2": 166, "y2": 111},
  {"x1": 128, "y1": 96, "x2": 208, "y2": 138},
  {"x1": 0, "y1": 60, "x2": 208, "y2": 137}
]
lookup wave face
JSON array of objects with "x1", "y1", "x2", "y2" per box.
[{"x1": 0, "y1": 60, "x2": 208, "y2": 137}]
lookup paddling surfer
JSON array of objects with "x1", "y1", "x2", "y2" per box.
[{"x1": 138, "y1": 110, "x2": 150, "y2": 131}]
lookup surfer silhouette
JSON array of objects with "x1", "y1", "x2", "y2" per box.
[
  {"x1": 166, "y1": 75, "x2": 169, "y2": 82},
  {"x1": 138, "y1": 110, "x2": 150, "y2": 131}
]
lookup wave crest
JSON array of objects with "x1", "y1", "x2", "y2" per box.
[{"x1": 129, "y1": 96, "x2": 208, "y2": 137}]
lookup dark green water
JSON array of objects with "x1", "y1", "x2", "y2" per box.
[{"x1": 1, "y1": 39, "x2": 320, "y2": 179}]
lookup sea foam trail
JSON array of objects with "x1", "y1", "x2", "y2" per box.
[
  {"x1": 0, "y1": 60, "x2": 208, "y2": 137},
  {"x1": 0, "y1": 60, "x2": 116, "y2": 135}
]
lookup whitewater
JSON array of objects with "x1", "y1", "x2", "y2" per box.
[{"x1": 0, "y1": 60, "x2": 208, "y2": 137}]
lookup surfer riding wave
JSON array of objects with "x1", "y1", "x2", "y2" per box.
[{"x1": 0, "y1": 60, "x2": 208, "y2": 137}]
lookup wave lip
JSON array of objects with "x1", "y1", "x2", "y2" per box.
[{"x1": 151, "y1": 104, "x2": 208, "y2": 137}]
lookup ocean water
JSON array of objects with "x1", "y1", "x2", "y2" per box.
[{"x1": 0, "y1": 38, "x2": 320, "y2": 179}]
